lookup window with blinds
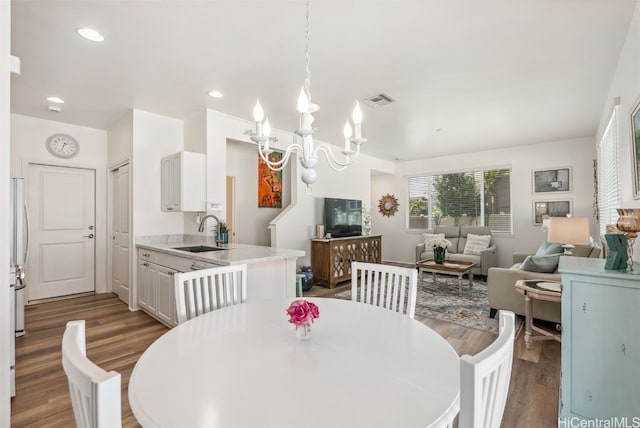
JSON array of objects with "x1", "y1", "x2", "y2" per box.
[
  {"x1": 597, "y1": 106, "x2": 620, "y2": 235},
  {"x1": 408, "y1": 168, "x2": 512, "y2": 233}
]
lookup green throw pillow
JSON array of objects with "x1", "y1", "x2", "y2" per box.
[
  {"x1": 520, "y1": 254, "x2": 561, "y2": 273},
  {"x1": 535, "y1": 241, "x2": 564, "y2": 257}
]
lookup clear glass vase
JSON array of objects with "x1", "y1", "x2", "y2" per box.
[{"x1": 295, "y1": 324, "x2": 311, "y2": 341}]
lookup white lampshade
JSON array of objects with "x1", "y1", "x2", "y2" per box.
[{"x1": 547, "y1": 217, "x2": 591, "y2": 245}]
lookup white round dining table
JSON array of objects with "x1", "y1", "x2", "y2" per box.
[{"x1": 129, "y1": 297, "x2": 460, "y2": 428}]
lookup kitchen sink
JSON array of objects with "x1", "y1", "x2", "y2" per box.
[{"x1": 172, "y1": 245, "x2": 224, "y2": 253}]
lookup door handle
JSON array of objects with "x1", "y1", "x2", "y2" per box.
[{"x1": 83, "y1": 234, "x2": 94, "y2": 238}]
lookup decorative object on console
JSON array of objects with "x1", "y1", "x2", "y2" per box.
[
  {"x1": 46, "y1": 133, "x2": 79, "y2": 158},
  {"x1": 532, "y1": 167, "x2": 571, "y2": 193},
  {"x1": 286, "y1": 299, "x2": 319, "y2": 341},
  {"x1": 361, "y1": 205, "x2": 372, "y2": 235},
  {"x1": 378, "y1": 194, "x2": 399, "y2": 217},
  {"x1": 257, "y1": 151, "x2": 283, "y2": 208},
  {"x1": 604, "y1": 233, "x2": 628, "y2": 270},
  {"x1": 631, "y1": 96, "x2": 640, "y2": 199},
  {"x1": 547, "y1": 217, "x2": 590, "y2": 255},
  {"x1": 248, "y1": 0, "x2": 366, "y2": 191},
  {"x1": 615, "y1": 208, "x2": 640, "y2": 274}
]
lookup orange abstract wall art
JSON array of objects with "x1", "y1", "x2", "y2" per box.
[{"x1": 258, "y1": 152, "x2": 283, "y2": 208}]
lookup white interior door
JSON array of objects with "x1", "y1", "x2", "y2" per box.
[
  {"x1": 27, "y1": 164, "x2": 96, "y2": 301},
  {"x1": 112, "y1": 164, "x2": 130, "y2": 304}
]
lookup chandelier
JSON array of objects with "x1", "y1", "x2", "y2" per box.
[{"x1": 250, "y1": 0, "x2": 366, "y2": 190}]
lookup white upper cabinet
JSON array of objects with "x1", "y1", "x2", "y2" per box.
[{"x1": 161, "y1": 151, "x2": 206, "y2": 212}]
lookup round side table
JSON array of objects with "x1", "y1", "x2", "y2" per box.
[{"x1": 515, "y1": 279, "x2": 562, "y2": 349}]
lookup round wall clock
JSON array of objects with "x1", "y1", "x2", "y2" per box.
[
  {"x1": 46, "y1": 133, "x2": 79, "y2": 158},
  {"x1": 378, "y1": 194, "x2": 399, "y2": 217}
]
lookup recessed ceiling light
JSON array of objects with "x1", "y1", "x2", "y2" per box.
[
  {"x1": 77, "y1": 28, "x2": 105, "y2": 42},
  {"x1": 208, "y1": 90, "x2": 224, "y2": 99},
  {"x1": 46, "y1": 96, "x2": 65, "y2": 104}
]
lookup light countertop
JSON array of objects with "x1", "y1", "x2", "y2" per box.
[{"x1": 136, "y1": 234, "x2": 305, "y2": 266}]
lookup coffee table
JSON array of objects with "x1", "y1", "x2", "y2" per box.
[
  {"x1": 416, "y1": 260, "x2": 476, "y2": 296},
  {"x1": 515, "y1": 279, "x2": 562, "y2": 349}
]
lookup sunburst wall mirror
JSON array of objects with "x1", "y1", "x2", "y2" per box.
[{"x1": 378, "y1": 194, "x2": 399, "y2": 217}]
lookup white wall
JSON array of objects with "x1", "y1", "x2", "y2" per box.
[
  {"x1": 597, "y1": 0, "x2": 640, "y2": 259},
  {"x1": 226, "y1": 139, "x2": 289, "y2": 246},
  {"x1": 374, "y1": 137, "x2": 597, "y2": 268},
  {"x1": 131, "y1": 109, "x2": 185, "y2": 236},
  {"x1": 268, "y1": 149, "x2": 394, "y2": 266},
  {"x1": 10, "y1": 114, "x2": 110, "y2": 294},
  {"x1": 108, "y1": 111, "x2": 133, "y2": 166},
  {"x1": 1, "y1": 0, "x2": 11, "y2": 420}
]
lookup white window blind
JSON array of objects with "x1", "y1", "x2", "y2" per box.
[
  {"x1": 597, "y1": 106, "x2": 621, "y2": 235},
  {"x1": 408, "y1": 168, "x2": 511, "y2": 233}
]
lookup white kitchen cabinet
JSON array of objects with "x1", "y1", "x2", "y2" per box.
[
  {"x1": 137, "y1": 249, "x2": 179, "y2": 327},
  {"x1": 161, "y1": 151, "x2": 206, "y2": 212},
  {"x1": 137, "y1": 248, "x2": 222, "y2": 328},
  {"x1": 559, "y1": 257, "x2": 640, "y2": 421},
  {"x1": 155, "y1": 265, "x2": 175, "y2": 326}
]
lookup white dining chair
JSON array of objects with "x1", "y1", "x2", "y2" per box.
[
  {"x1": 459, "y1": 310, "x2": 515, "y2": 428},
  {"x1": 61, "y1": 320, "x2": 122, "y2": 428},
  {"x1": 174, "y1": 263, "x2": 247, "y2": 324},
  {"x1": 351, "y1": 261, "x2": 418, "y2": 318}
]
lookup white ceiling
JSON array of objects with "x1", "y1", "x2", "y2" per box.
[{"x1": 10, "y1": 0, "x2": 637, "y2": 161}]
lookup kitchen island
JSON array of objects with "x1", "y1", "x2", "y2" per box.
[{"x1": 135, "y1": 235, "x2": 305, "y2": 327}]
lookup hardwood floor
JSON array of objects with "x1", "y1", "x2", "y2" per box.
[
  {"x1": 11, "y1": 294, "x2": 169, "y2": 427},
  {"x1": 11, "y1": 292, "x2": 559, "y2": 427}
]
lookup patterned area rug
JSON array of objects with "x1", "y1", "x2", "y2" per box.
[{"x1": 329, "y1": 277, "x2": 519, "y2": 334}]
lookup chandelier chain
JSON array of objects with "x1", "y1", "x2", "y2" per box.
[
  {"x1": 304, "y1": 0, "x2": 312, "y2": 101},
  {"x1": 250, "y1": 0, "x2": 364, "y2": 190}
]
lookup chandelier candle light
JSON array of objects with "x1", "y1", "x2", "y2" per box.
[{"x1": 250, "y1": 0, "x2": 366, "y2": 191}]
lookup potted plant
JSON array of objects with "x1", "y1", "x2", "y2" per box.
[
  {"x1": 219, "y1": 220, "x2": 230, "y2": 244},
  {"x1": 429, "y1": 237, "x2": 452, "y2": 264}
]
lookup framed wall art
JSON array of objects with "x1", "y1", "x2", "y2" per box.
[
  {"x1": 532, "y1": 200, "x2": 572, "y2": 225},
  {"x1": 257, "y1": 152, "x2": 283, "y2": 208},
  {"x1": 631, "y1": 97, "x2": 640, "y2": 199},
  {"x1": 532, "y1": 167, "x2": 571, "y2": 193}
]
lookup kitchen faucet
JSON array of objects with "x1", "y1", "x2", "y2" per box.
[{"x1": 198, "y1": 214, "x2": 221, "y2": 244}]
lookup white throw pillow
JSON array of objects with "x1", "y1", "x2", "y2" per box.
[
  {"x1": 463, "y1": 233, "x2": 492, "y2": 255},
  {"x1": 422, "y1": 233, "x2": 445, "y2": 248}
]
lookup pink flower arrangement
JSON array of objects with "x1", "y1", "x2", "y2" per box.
[{"x1": 286, "y1": 299, "x2": 319, "y2": 327}]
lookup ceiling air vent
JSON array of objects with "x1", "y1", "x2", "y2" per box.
[{"x1": 361, "y1": 92, "x2": 397, "y2": 109}]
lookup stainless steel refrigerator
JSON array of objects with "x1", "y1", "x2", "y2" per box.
[{"x1": 9, "y1": 177, "x2": 29, "y2": 397}]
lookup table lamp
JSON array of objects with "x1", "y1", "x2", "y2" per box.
[{"x1": 547, "y1": 217, "x2": 591, "y2": 255}]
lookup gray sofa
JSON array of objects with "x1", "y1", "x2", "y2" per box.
[
  {"x1": 487, "y1": 244, "x2": 601, "y2": 323},
  {"x1": 415, "y1": 226, "x2": 497, "y2": 276}
]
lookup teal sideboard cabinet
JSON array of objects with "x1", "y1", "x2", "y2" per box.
[{"x1": 558, "y1": 257, "x2": 640, "y2": 421}]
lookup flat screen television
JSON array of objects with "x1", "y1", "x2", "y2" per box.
[{"x1": 324, "y1": 197, "x2": 362, "y2": 238}]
